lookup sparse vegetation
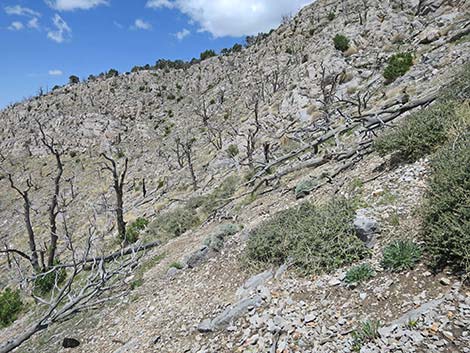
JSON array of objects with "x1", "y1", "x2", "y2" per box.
[
  {"x1": 204, "y1": 223, "x2": 241, "y2": 252},
  {"x1": 126, "y1": 217, "x2": 149, "y2": 243},
  {"x1": 246, "y1": 198, "x2": 368, "y2": 275},
  {"x1": 149, "y1": 207, "x2": 199, "y2": 239},
  {"x1": 200, "y1": 49, "x2": 217, "y2": 61},
  {"x1": 345, "y1": 264, "x2": 375, "y2": 284},
  {"x1": 333, "y1": 34, "x2": 350, "y2": 52},
  {"x1": 352, "y1": 320, "x2": 381, "y2": 351},
  {"x1": 0, "y1": 288, "x2": 23, "y2": 328},
  {"x1": 383, "y1": 52, "x2": 413, "y2": 82},
  {"x1": 295, "y1": 179, "x2": 316, "y2": 199},
  {"x1": 169, "y1": 262, "x2": 184, "y2": 270},
  {"x1": 381, "y1": 240, "x2": 422, "y2": 272},
  {"x1": 226, "y1": 144, "x2": 239, "y2": 158},
  {"x1": 374, "y1": 102, "x2": 456, "y2": 162},
  {"x1": 422, "y1": 133, "x2": 470, "y2": 276},
  {"x1": 34, "y1": 267, "x2": 67, "y2": 294}
]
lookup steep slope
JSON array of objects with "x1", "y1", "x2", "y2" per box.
[{"x1": 0, "y1": 0, "x2": 469, "y2": 352}]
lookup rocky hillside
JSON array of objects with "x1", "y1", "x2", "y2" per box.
[{"x1": 0, "y1": 0, "x2": 469, "y2": 352}]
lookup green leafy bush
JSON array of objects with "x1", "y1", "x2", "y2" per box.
[
  {"x1": 374, "y1": 102, "x2": 456, "y2": 162},
  {"x1": 204, "y1": 223, "x2": 241, "y2": 252},
  {"x1": 383, "y1": 52, "x2": 413, "y2": 82},
  {"x1": 381, "y1": 240, "x2": 422, "y2": 272},
  {"x1": 126, "y1": 217, "x2": 149, "y2": 243},
  {"x1": 352, "y1": 320, "x2": 381, "y2": 351},
  {"x1": 333, "y1": 34, "x2": 350, "y2": 52},
  {"x1": 295, "y1": 179, "x2": 316, "y2": 199},
  {"x1": 34, "y1": 267, "x2": 67, "y2": 294},
  {"x1": 327, "y1": 11, "x2": 336, "y2": 21},
  {"x1": 188, "y1": 176, "x2": 239, "y2": 215},
  {"x1": 149, "y1": 207, "x2": 199, "y2": 238},
  {"x1": 169, "y1": 262, "x2": 184, "y2": 270},
  {"x1": 226, "y1": 144, "x2": 239, "y2": 158},
  {"x1": 422, "y1": 133, "x2": 470, "y2": 276},
  {"x1": 345, "y1": 264, "x2": 375, "y2": 284},
  {"x1": 246, "y1": 198, "x2": 368, "y2": 275},
  {"x1": 200, "y1": 49, "x2": 217, "y2": 61},
  {"x1": 0, "y1": 288, "x2": 23, "y2": 328}
]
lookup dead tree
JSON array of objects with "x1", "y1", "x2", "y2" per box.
[
  {"x1": 318, "y1": 63, "x2": 342, "y2": 123},
  {"x1": 2, "y1": 175, "x2": 41, "y2": 272},
  {"x1": 38, "y1": 122, "x2": 64, "y2": 268},
  {"x1": 245, "y1": 94, "x2": 262, "y2": 169},
  {"x1": 195, "y1": 98, "x2": 212, "y2": 126},
  {"x1": 0, "y1": 224, "x2": 143, "y2": 353},
  {"x1": 180, "y1": 138, "x2": 198, "y2": 191},
  {"x1": 101, "y1": 153, "x2": 128, "y2": 242}
]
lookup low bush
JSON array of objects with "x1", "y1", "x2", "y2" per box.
[
  {"x1": 295, "y1": 179, "x2": 316, "y2": 199},
  {"x1": 226, "y1": 144, "x2": 239, "y2": 158},
  {"x1": 204, "y1": 223, "x2": 241, "y2": 252},
  {"x1": 188, "y1": 175, "x2": 239, "y2": 215},
  {"x1": 374, "y1": 102, "x2": 456, "y2": 162},
  {"x1": 383, "y1": 52, "x2": 413, "y2": 82},
  {"x1": 422, "y1": 133, "x2": 470, "y2": 276},
  {"x1": 149, "y1": 207, "x2": 199, "y2": 238},
  {"x1": 381, "y1": 240, "x2": 422, "y2": 272},
  {"x1": 126, "y1": 217, "x2": 149, "y2": 243},
  {"x1": 345, "y1": 263, "x2": 375, "y2": 284},
  {"x1": 246, "y1": 198, "x2": 368, "y2": 275},
  {"x1": 352, "y1": 320, "x2": 381, "y2": 351},
  {"x1": 0, "y1": 288, "x2": 23, "y2": 328},
  {"x1": 169, "y1": 262, "x2": 184, "y2": 270},
  {"x1": 34, "y1": 267, "x2": 67, "y2": 294},
  {"x1": 334, "y1": 34, "x2": 350, "y2": 52}
]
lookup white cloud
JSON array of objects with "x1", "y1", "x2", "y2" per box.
[
  {"x1": 8, "y1": 21, "x2": 24, "y2": 31},
  {"x1": 146, "y1": 0, "x2": 174, "y2": 9},
  {"x1": 48, "y1": 69, "x2": 63, "y2": 76},
  {"x1": 5, "y1": 5, "x2": 41, "y2": 17},
  {"x1": 28, "y1": 17, "x2": 40, "y2": 29},
  {"x1": 133, "y1": 19, "x2": 152, "y2": 30},
  {"x1": 47, "y1": 14, "x2": 71, "y2": 43},
  {"x1": 45, "y1": 0, "x2": 108, "y2": 11},
  {"x1": 175, "y1": 28, "x2": 190, "y2": 40},
  {"x1": 146, "y1": 0, "x2": 312, "y2": 37}
]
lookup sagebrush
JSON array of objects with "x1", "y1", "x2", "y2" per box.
[{"x1": 246, "y1": 198, "x2": 368, "y2": 274}]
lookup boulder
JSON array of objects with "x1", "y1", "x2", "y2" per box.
[{"x1": 354, "y1": 209, "x2": 380, "y2": 247}]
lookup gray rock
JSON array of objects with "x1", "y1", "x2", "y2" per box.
[
  {"x1": 212, "y1": 295, "x2": 263, "y2": 328},
  {"x1": 354, "y1": 209, "x2": 380, "y2": 247},
  {"x1": 185, "y1": 246, "x2": 210, "y2": 268},
  {"x1": 198, "y1": 319, "x2": 214, "y2": 333}
]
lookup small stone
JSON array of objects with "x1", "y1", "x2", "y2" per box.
[
  {"x1": 198, "y1": 319, "x2": 214, "y2": 333},
  {"x1": 440, "y1": 278, "x2": 451, "y2": 286},
  {"x1": 62, "y1": 338, "x2": 80, "y2": 348}
]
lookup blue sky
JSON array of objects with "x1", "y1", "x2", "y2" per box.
[{"x1": 0, "y1": 0, "x2": 310, "y2": 108}]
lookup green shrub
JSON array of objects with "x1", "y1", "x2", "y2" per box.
[
  {"x1": 0, "y1": 288, "x2": 23, "y2": 328},
  {"x1": 327, "y1": 12, "x2": 336, "y2": 21},
  {"x1": 381, "y1": 240, "x2": 422, "y2": 272},
  {"x1": 345, "y1": 264, "x2": 375, "y2": 284},
  {"x1": 226, "y1": 144, "x2": 239, "y2": 158},
  {"x1": 333, "y1": 34, "x2": 350, "y2": 52},
  {"x1": 204, "y1": 223, "x2": 241, "y2": 252},
  {"x1": 352, "y1": 320, "x2": 381, "y2": 351},
  {"x1": 383, "y1": 52, "x2": 413, "y2": 82},
  {"x1": 149, "y1": 207, "x2": 199, "y2": 238},
  {"x1": 126, "y1": 217, "x2": 149, "y2": 243},
  {"x1": 192, "y1": 176, "x2": 239, "y2": 215},
  {"x1": 422, "y1": 133, "x2": 470, "y2": 276},
  {"x1": 295, "y1": 179, "x2": 316, "y2": 199},
  {"x1": 34, "y1": 267, "x2": 67, "y2": 294},
  {"x1": 439, "y1": 62, "x2": 470, "y2": 102},
  {"x1": 374, "y1": 102, "x2": 456, "y2": 162},
  {"x1": 200, "y1": 49, "x2": 217, "y2": 61},
  {"x1": 169, "y1": 262, "x2": 184, "y2": 270},
  {"x1": 246, "y1": 198, "x2": 368, "y2": 275}
]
